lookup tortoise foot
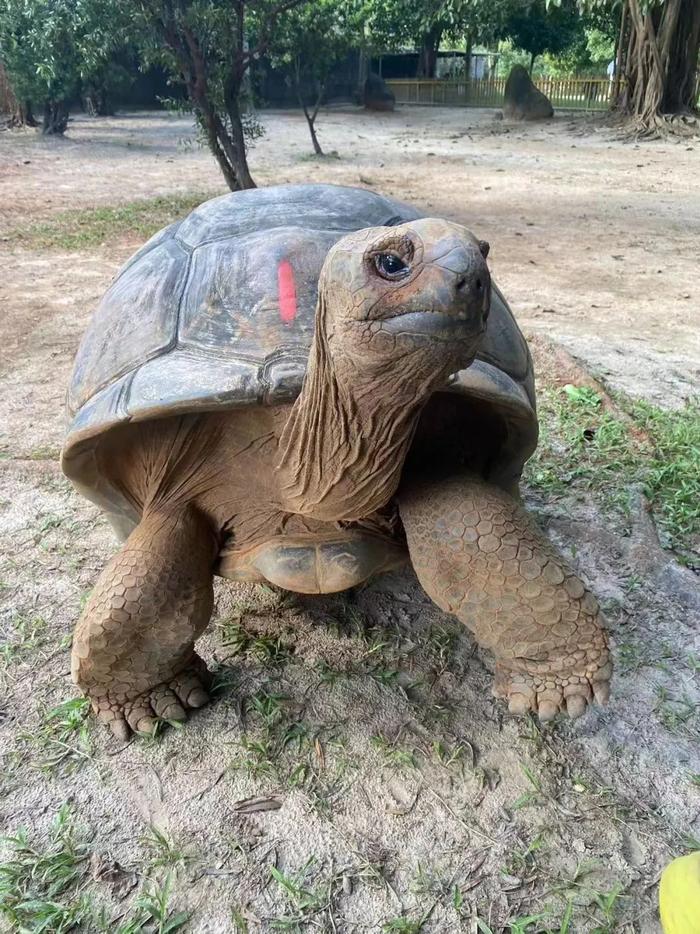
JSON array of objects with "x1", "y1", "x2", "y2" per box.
[
  {"x1": 89, "y1": 656, "x2": 211, "y2": 740},
  {"x1": 493, "y1": 655, "x2": 612, "y2": 723}
]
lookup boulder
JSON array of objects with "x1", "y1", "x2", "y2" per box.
[
  {"x1": 364, "y1": 73, "x2": 395, "y2": 112},
  {"x1": 503, "y1": 65, "x2": 553, "y2": 121}
]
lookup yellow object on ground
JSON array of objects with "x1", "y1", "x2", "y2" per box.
[{"x1": 660, "y1": 851, "x2": 700, "y2": 933}]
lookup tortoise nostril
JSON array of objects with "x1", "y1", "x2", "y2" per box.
[
  {"x1": 475, "y1": 277, "x2": 483, "y2": 292},
  {"x1": 456, "y1": 275, "x2": 467, "y2": 292}
]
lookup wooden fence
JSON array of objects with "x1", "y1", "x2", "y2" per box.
[{"x1": 386, "y1": 76, "x2": 615, "y2": 112}]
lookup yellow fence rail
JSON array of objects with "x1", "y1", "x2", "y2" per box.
[{"x1": 385, "y1": 77, "x2": 615, "y2": 112}]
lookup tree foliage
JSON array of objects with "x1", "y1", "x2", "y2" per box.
[
  {"x1": 500, "y1": 0, "x2": 585, "y2": 71},
  {"x1": 361, "y1": 0, "x2": 595, "y2": 76},
  {"x1": 266, "y1": 0, "x2": 363, "y2": 154},
  {"x1": 361, "y1": 0, "x2": 521, "y2": 75},
  {"x1": 132, "y1": 0, "x2": 306, "y2": 190},
  {"x1": 0, "y1": 0, "x2": 131, "y2": 133}
]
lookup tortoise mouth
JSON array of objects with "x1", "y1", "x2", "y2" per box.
[{"x1": 379, "y1": 309, "x2": 486, "y2": 341}]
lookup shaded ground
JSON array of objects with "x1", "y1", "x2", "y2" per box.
[{"x1": 0, "y1": 107, "x2": 698, "y2": 933}]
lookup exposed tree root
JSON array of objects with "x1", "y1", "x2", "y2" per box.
[
  {"x1": 611, "y1": 110, "x2": 700, "y2": 141},
  {"x1": 565, "y1": 109, "x2": 700, "y2": 142}
]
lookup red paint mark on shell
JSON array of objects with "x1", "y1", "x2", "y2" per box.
[{"x1": 278, "y1": 260, "x2": 297, "y2": 324}]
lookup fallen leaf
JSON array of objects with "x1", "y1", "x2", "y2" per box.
[{"x1": 233, "y1": 794, "x2": 283, "y2": 814}]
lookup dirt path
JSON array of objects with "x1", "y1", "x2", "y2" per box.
[
  {"x1": 2, "y1": 107, "x2": 698, "y2": 405},
  {"x1": 0, "y1": 108, "x2": 699, "y2": 933}
]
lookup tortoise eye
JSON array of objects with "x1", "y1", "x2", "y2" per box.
[{"x1": 374, "y1": 253, "x2": 409, "y2": 279}]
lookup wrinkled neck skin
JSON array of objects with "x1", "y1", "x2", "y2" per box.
[{"x1": 277, "y1": 291, "x2": 463, "y2": 522}]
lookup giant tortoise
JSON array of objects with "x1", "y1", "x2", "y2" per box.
[{"x1": 62, "y1": 183, "x2": 611, "y2": 739}]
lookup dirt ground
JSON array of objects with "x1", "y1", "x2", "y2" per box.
[{"x1": 0, "y1": 107, "x2": 699, "y2": 933}]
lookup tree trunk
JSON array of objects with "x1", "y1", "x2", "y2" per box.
[
  {"x1": 294, "y1": 59, "x2": 324, "y2": 156},
  {"x1": 192, "y1": 102, "x2": 255, "y2": 190},
  {"x1": 465, "y1": 33, "x2": 473, "y2": 79},
  {"x1": 304, "y1": 85, "x2": 325, "y2": 156},
  {"x1": 20, "y1": 100, "x2": 38, "y2": 126},
  {"x1": 529, "y1": 51, "x2": 536, "y2": 76},
  {"x1": 303, "y1": 107, "x2": 323, "y2": 155},
  {"x1": 152, "y1": 0, "x2": 307, "y2": 190},
  {"x1": 0, "y1": 61, "x2": 37, "y2": 128},
  {"x1": 7, "y1": 99, "x2": 37, "y2": 128},
  {"x1": 179, "y1": 26, "x2": 256, "y2": 190},
  {"x1": 618, "y1": 0, "x2": 700, "y2": 129},
  {"x1": 416, "y1": 24, "x2": 443, "y2": 78},
  {"x1": 42, "y1": 100, "x2": 69, "y2": 135},
  {"x1": 223, "y1": 79, "x2": 257, "y2": 189},
  {"x1": 85, "y1": 88, "x2": 114, "y2": 117},
  {"x1": 611, "y1": 0, "x2": 627, "y2": 107}
]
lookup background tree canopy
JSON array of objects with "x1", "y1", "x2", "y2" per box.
[
  {"x1": 0, "y1": 0, "x2": 697, "y2": 165},
  {"x1": 0, "y1": 0, "x2": 132, "y2": 133},
  {"x1": 264, "y1": 0, "x2": 363, "y2": 154}
]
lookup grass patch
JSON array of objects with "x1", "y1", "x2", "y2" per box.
[
  {"x1": 634, "y1": 399, "x2": 700, "y2": 557},
  {"x1": 0, "y1": 614, "x2": 48, "y2": 667},
  {"x1": 382, "y1": 915, "x2": 428, "y2": 934},
  {"x1": 219, "y1": 622, "x2": 292, "y2": 667},
  {"x1": 526, "y1": 385, "x2": 700, "y2": 564},
  {"x1": 0, "y1": 805, "x2": 91, "y2": 932},
  {"x1": 140, "y1": 826, "x2": 192, "y2": 874},
  {"x1": 653, "y1": 685, "x2": 699, "y2": 738},
  {"x1": 230, "y1": 683, "x2": 322, "y2": 787},
  {"x1": 0, "y1": 806, "x2": 191, "y2": 933},
  {"x1": 268, "y1": 859, "x2": 325, "y2": 930},
  {"x1": 20, "y1": 696, "x2": 94, "y2": 774},
  {"x1": 371, "y1": 732, "x2": 418, "y2": 772},
  {"x1": 111, "y1": 872, "x2": 189, "y2": 934},
  {"x1": 10, "y1": 191, "x2": 216, "y2": 251}
]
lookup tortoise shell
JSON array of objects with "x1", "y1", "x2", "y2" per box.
[{"x1": 62, "y1": 184, "x2": 537, "y2": 528}]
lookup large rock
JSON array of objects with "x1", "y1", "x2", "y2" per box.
[
  {"x1": 503, "y1": 65, "x2": 553, "y2": 121},
  {"x1": 364, "y1": 73, "x2": 395, "y2": 112}
]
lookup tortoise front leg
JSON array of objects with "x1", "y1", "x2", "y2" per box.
[
  {"x1": 72, "y1": 506, "x2": 216, "y2": 739},
  {"x1": 399, "y1": 474, "x2": 611, "y2": 721}
]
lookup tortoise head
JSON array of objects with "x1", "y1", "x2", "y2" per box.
[
  {"x1": 317, "y1": 218, "x2": 491, "y2": 378},
  {"x1": 279, "y1": 219, "x2": 492, "y2": 521}
]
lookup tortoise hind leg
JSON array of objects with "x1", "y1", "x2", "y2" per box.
[
  {"x1": 399, "y1": 473, "x2": 611, "y2": 721},
  {"x1": 71, "y1": 505, "x2": 216, "y2": 739}
]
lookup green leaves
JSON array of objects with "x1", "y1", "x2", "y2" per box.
[
  {"x1": 265, "y1": 0, "x2": 364, "y2": 83},
  {"x1": 0, "y1": 0, "x2": 133, "y2": 111}
]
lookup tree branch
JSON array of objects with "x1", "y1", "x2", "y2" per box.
[{"x1": 238, "y1": 0, "x2": 307, "y2": 74}]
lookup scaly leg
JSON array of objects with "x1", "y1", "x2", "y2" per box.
[
  {"x1": 72, "y1": 506, "x2": 216, "y2": 739},
  {"x1": 399, "y1": 474, "x2": 611, "y2": 721}
]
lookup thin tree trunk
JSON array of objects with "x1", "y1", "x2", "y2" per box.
[
  {"x1": 197, "y1": 106, "x2": 239, "y2": 190},
  {"x1": 302, "y1": 104, "x2": 323, "y2": 155},
  {"x1": 464, "y1": 32, "x2": 473, "y2": 80},
  {"x1": 294, "y1": 58, "x2": 324, "y2": 156},
  {"x1": 529, "y1": 51, "x2": 536, "y2": 75},
  {"x1": 416, "y1": 24, "x2": 442, "y2": 78},
  {"x1": 21, "y1": 101, "x2": 38, "y2": 126},
  {"x1": 42, "y1": 100, "x2": 69, "y2": 135},
  {"x1": 163, "y1": 19, "x2": 256, "y2": 191},
  {"x1": 611, "y1": 0, "x2": 627, "y2": 106},
  {"x1": 304, "y1": 84, "x2": 325, "y2": 156},
  {"x1": 223, "y1": 89, "x2": 256, "y2": 189},
  {"x1": 151, "y1": 0, "x2": 306, "y2": 190}
]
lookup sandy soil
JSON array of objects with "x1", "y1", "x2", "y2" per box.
[
  {"x1": 2, "y1": 107, "x2": 698, "y2": 406},
  {"x1": 0, "y1": 107, "x2": 699, "y2": 933}
]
